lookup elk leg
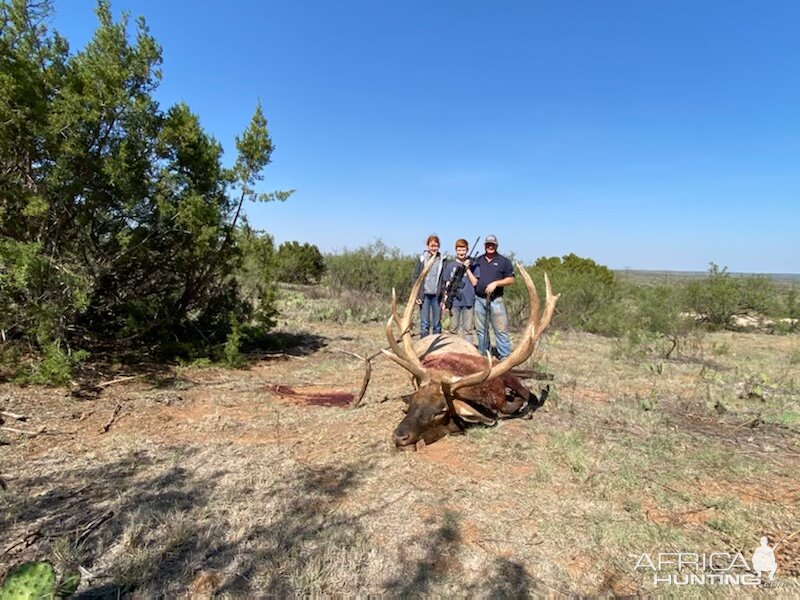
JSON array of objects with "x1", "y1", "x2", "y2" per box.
[
  {"x1": 499, "y1": 386, "x2": 526, "y2": 415},
  {"x1": 516, "y1": 385, "x2": 549, "y2": 419}
]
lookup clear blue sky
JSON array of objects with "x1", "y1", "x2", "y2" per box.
[{"x1": 53, "y1": 1, "x2": 798, "y2": 273}]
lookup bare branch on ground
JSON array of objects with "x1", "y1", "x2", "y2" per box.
[{"x1": 99, "y1": 404, "x2": 124, "y2": 433}]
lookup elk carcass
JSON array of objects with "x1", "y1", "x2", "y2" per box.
[{"x1": 383, "y1": 257, "x2": 559, "y2": 449}]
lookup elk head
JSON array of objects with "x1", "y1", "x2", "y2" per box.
[{"x1": 383, "y1": 257, "x2": 559, "y2": 449}]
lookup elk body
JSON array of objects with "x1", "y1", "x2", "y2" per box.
[{"x1": 384, "y1": 258, "x2": 560, "y2": 449}]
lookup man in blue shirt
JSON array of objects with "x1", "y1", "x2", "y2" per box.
[{"x1": 466, "y1": 234, "x2": 515, "y2": 359}]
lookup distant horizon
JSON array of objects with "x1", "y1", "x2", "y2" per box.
[
  {"x1": 283, "y1": 237, "x2": 799, "y2": 276},
  {"x1": 614, "y1": 267, "x2": 800, "y2": 279},
  {"x1": 54, "y1": 1, "x2": 799, "y2": 273},
  {"x1": 318, "y1": 239, "x2": 798, "y2": 278}
]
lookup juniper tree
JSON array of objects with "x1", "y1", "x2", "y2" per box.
[{"x1": 0, "y1": 0, "x2": 290, "y2": 376}]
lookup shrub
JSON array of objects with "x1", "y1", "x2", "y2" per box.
[
  {"x1": 236, "y1": 226, "x2": 278, "y2": 330},
  {"x1": 738, "y1": 275, "x2": 780, "y2": 316},
  {"x1": 274, "y1": 241, "x2": 326, "y2": 284},
  {"x1": 684, "y1": 263, "x2": 741, "y2": 329},
  {"x1": 0, "y1": 1, "x2": 289, "y2": 379},
  {"x1": 684, "y1": 263, "x2": 784, "y2": 330},
  {"x1": 535, "y1": 253, "x2": 615, "y2": 286},
  {"x1": 625, "y1": 285, "x2": 697, "y2": 358},
  {"x1": 779, "y1": 287, "x2": 799, "y2": 333},
  {"x1": 505, "y1": 254, "x2": 622, "y2": 334},
  {"x1": 223, "y1": 314, "x2": 247, "y2": 368},
  {"x1": 23, "y1": 343, "x2": 89, "y2": 386},
  {"x1": 322, "y1": 240, "x2": 412, "y2": 297}
]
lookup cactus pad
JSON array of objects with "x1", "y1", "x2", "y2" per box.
[{"x1": 0, "y1": 561, "x2": 57, "y2": 599}]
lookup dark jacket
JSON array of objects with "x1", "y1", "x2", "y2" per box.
[{"x1": 443, "y1": 260, "x2": 476, "y2": 308}]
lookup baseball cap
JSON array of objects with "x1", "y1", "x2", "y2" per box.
[{"x1": 484, "y1": 235, "x2": 498, "y2": 245}]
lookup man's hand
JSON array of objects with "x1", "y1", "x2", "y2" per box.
[
  {"x1": 485, "y1": 281, "x2": 498, "y2": 296},
  {"x1": 415, "y1": 298, "x2": 422, "y2": 305}
]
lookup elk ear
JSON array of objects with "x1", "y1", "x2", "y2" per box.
[{"x1": 452, "y1": 399, "x2": 496, "y2": 425}]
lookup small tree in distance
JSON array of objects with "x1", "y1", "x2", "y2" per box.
[
  {"x1": 274, "y1": 241, "x2": 326, "y2": 284},
  {"x1": 513, "y1": 253, "x2": 621, "y2": 333}
]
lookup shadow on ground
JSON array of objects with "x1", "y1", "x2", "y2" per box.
[
  {"x1": 66, "y1": 331, "x2": 329, "y2": 397},
  {"x1": 245, "y1": 331, "x2": 328, "y2": 357},
  {"x1": 1, "y1": 448, "x2": 377, "y2": 596},
  {"x1": 383, "y1": 510, "x2": 561, "y2": 598}
]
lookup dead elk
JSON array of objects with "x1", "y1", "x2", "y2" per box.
[{"x1": 383, "y1": 257, "x2": 559, "y2": 449}]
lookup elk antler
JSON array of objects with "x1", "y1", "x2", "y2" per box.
[
  {"x1": 381, "y1": 255, "x2": 438, "y2": 382},
  {"x1": 444, "y1": 265, "x2": 560, "y2": 393}
]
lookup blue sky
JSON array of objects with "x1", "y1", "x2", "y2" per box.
[{"x1": 53, "y1": 1, "x2": 798, "y2": 273}]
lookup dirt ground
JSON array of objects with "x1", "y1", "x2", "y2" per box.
[{"x1": 1, "y1": 307, "x2": 799, "y2": 597}]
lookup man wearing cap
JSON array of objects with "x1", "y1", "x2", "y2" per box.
[{"x1": 466, "y1": 235, "x2": 515, "y2": 359}]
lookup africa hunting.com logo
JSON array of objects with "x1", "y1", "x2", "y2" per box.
[{"x1": 634, "y1": 536, "x2": 784, "y2": 587}]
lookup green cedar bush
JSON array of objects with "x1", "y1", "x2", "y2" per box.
[
  {"x1": 0, "y1": 0, "x2": 291, "y2": 379},
  {"x1": 274, "y1": 241, "x2": 326, "y2": 284}
]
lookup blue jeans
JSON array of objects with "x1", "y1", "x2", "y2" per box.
[
  {"x1": 420, "y1": 294, "x2": 442, "y2": 338},
  {"x1": 474, "y1": 296, "x2": 511, "y2": 359}
]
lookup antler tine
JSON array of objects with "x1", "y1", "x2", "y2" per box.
[
  {"x1": 385, "y1": 288, "x2": 422, "y2": 376},
  {"x1": 537, "y1": 272, "x2": 560, "y2": 336},
  {"x1": 383, "y1": 256, "x2": 438, "y2": 381},
  {"x1": 449, "y1": 264, "x2": 559, "y2": 393},
  {"x1": 390, "y1": 288, "x2": 402, "y2": 328},
  {"x1": 399, "y1": 256, "x2": 437, "y2": 372},
  {"x1": 381, "y1": 347, "x2": 426, "y2": 380},
  {"x1": 383, "y1": 311, "x2": 427, "y2": 381}
]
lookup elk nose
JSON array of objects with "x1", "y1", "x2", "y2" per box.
[{"x1": 393, "y1": 430, "x2": 413, "y2": 447}]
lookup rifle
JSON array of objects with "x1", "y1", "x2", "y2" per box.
[
  {"x1": 443, "y1": 236, "x2": 481, "y2": 311},
  {"x1": 484, "y1": 291, "x2": 493, "y2": 356}
]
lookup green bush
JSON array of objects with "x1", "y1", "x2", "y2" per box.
[
  {"x1": 223, "y1": 313, "x2": 247, "y2": 368},
  {"x1": 781, "y1": 288, "x2": 799, "y2": 333},
  {"x1": 274, "y1": 241, "x2": 326, "y2": 284},
  {"x1": 684, "y1": 264, "x2": 741, "y2": 328},
  {"x1": 23, "y1": 343, "x2": 89, "y2": 386},
  {"x1": 236, "y1": 225, "x2": 278, "y2": 330},
  {"x1": 535, "y1": 253, "x2": 616, "y2": 286},
  {"x1": 322, "y1": 240, "x2": 412, "y2": 297},
  {"x1": 624, "y1": 285, "x2": 697, "y2": 358},
  {"x1": 738, "y1": 275, "x2": 780, "y2": 316},
  {"x1": 0, "y1": 1, "x2": 290, "y2": 379},
  {"x1": 504, "y1": 254, "x2": 622, "y2": 334},
  {"x1": 684, "y1": 263, "x2": 785, "y2": 330}
]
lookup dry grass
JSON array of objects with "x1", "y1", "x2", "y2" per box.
[{"x1": 1, "y1": 288, "x2": 799, "y2": 597}]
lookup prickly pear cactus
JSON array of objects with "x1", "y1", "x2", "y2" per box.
[{"x1": 0, "y1": 561, "x2": 56, "y2": 600}]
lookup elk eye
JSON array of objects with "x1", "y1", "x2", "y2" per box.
[{"x1": 433, "y1": 408, "x2": 448, "y2": 420}]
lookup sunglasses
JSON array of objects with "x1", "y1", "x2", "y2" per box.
[{"x1": 484, "y1": 243, "x2": 497, "y2": 248}]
